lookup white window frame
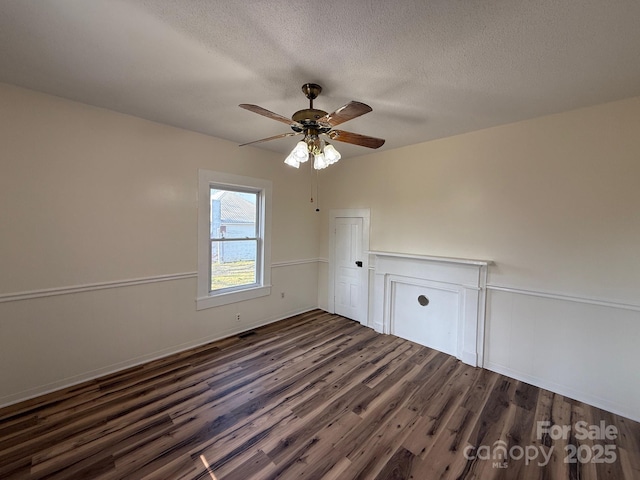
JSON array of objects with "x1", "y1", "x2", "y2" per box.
[{"x1": 197, "y1": 170, "x2": 271, "y2": 310}]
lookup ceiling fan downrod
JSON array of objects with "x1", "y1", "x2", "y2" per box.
[
  {"x1": 301, "y1": 83, "x2": 322, "y2": 109},
  {"x1": 292, "y1": 83, "x2": 328, "y2": 127}
]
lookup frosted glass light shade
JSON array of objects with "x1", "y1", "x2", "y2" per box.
[
  {"x1": 323, "y1": 143, "x2": 341, "y2": 164},
  {"x1": 292, "y1": 141, "x2": 309, "y2": 162},
  {"x1": 313, "y1": 152, "x2": 328, "y2": 169},
  {"x1": 285, "y1": 137, "x2": 341, "y2": 170},
  {"x1": 284, "y1": 151, "x2": 300, "y2": 168}
]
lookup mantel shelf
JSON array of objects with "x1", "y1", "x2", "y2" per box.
[{"x1": 368, "y1": 250, "x2": 493, "y2": 267}]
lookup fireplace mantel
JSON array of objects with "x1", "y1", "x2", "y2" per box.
[
  {"x1": 368, "y1": 250, "x2": 491, "y2": 267},
  {"x1": 369, "y1": 251, "x2": 491, "y2": 367}
]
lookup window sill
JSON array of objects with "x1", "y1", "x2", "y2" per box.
[{"x1": 196, "y1": 285, "x2": 271, "y2": 310}]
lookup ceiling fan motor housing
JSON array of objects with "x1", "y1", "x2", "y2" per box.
[{"x1": 292, "y1": 108, "x2": 328, "y2": 124}]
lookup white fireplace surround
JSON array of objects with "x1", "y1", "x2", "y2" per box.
[{"x1": 369, "y1": 251, "x2": 491, "y2": 367}]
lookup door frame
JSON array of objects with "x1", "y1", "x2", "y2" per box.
[{"x1": 328, "y1": 208, "x2": 370, "y2": 324}]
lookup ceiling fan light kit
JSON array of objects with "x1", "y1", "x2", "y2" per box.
[
  {"x1": 283, "y1": 141, "x2": 309, "y2": 168},
  {"x1": 239, "y1": 83, "x2": 384, "y2": 170}
]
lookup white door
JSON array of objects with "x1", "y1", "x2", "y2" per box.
[{"x1": 334, "y1": 217, "x2": 366, "y2": 323}]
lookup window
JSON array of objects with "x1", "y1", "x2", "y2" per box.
[
  {"x1": 197, "y1": 170, "x2": 271, "y2": 310},
  {"x1": 210, "y1": 187, "x2": 259, "y2": 291}
]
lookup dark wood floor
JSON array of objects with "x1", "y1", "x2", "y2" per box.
[{"x1": 1, "y1": 310, "x2": 639, "y2": 480}]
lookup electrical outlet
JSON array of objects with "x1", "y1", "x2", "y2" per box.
[
  {"x1": 236, "y1": 313, "x2": 240, "y2": 321},
  {"x1": 281, "y1": 292, "x2": 285, "y2": 299}
]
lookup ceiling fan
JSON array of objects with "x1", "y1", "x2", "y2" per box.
[{"x1": 239, "y1": 83, "x2": 385, "y2": 169}]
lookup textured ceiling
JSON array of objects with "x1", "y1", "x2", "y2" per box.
[{"x1": 1, "y1": 0, "x2": 640, "y2": 158}]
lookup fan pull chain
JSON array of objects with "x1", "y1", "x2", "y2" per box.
[
  {"x1": 308, "y1": 155, "x2": 313, "y2": 203},
  {"x1": 315, "y1": 166, "x2": 320, "y2": 212},
  {"x1": 309, "y1": 157, "x2": 320, "y2": 212}
]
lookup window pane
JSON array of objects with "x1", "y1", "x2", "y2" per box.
[
  {"x1": 210, "y1": 188, "x2": 257, "y2": 239},
  {"x1": 211, "y1": 240, "x2": 257, "y2": 291}
]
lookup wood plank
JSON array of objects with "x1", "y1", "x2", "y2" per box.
[
  {"x1": 373, "y1": 447, "x2": 416, "y2": 480},
  {"x1": 0, "y1": 309, "x2": 638, "y2": 479},
  {"x1": 259, "y1": 411, "x2": 362, "y2": 480}
]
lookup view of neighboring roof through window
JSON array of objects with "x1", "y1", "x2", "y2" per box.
[
  {"x1": 210, "y1": 188, "x2": 259, "y2": 292},
  {"x1": 197, "y1": 169, "x2": 271, "y2": 310}
]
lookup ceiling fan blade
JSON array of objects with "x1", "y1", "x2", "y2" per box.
[
  {"x1": 319, "y1": 101, "x2": 372, "y2": 127},
  {"x1": 239, "y1": 104, "x2": 297, "y2": 126},
  {"x1": 239, "y1": 132, "x2": 300, "y2": 147},
  {"x1": 328, "y1": 130, "x2": 385, "y2": 149}
]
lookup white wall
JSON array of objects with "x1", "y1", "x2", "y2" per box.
[
  {"x1": 0, "y1": 84, "x2": 320, "y2": 406},
  {"x1": 486, "y1": 289, "x2": 640, "y2": 421},
  {"x1": 318, "y1": 96, "x2": 640, "y2": 421}
]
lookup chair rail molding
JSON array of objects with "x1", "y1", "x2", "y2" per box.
[
  {"x1": 0, "y1": 272, "x2": 198, "y2": 303},
  {"x1": 0, "y1": 259, "x2": 324, "y2": 304}
]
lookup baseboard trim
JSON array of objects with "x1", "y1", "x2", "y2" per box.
[
  {"x1": 0, "y1": 306, "x2": 318, "y2": 409},
  {"x1": 484, "y1": 361, "x2": 639, "y2": 423},
  {"x1": 460, "y1": 350, "x2": 478, "y2": 368}
]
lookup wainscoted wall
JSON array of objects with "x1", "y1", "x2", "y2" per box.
[
  {"x1": 317, "y1": 258, "x2": 329, "y2": 312},
  {"x1": 0, "y1": 261, "x2": 318, "y2": 407},
  {"x1": 485, "y1": 287, "x2": 640, "y2": 421},
  {"x1": 0, "y1": 84, "x2": 320, "y2": 407}
]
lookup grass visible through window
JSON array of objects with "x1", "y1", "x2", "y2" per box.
[{"x1": 211, "y1": 260, "x2": 256, "y2": 291}]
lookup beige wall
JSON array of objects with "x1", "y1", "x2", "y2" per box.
[
  {"x1": 0, "y1": 83, "x2": 319, "y2": 292},
  {"x1": 317, "y1": 96, "x2": 640, "y2": 420},
  {"x1": 0, "y1": 84, "x2": 320, "y2": 405},
  {"x1": 319, "y1": 96, "x2": 640, "y2": 303}
]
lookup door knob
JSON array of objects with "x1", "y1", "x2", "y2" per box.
[{"x1": 355, "y1": 261, "x2": 363, "y2": 267}]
